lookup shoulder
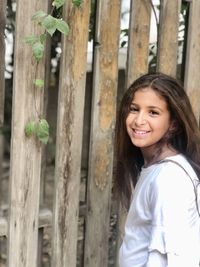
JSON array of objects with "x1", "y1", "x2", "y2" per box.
[
  {"x1": 149, "y1": 154, "x2": 196, "y2": 199},
  {"x1": 156, "y1": 154, "x2": 196, "y2": 182}
]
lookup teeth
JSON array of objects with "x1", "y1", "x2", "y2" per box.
[{"x1": 134, "y1": 129, "x2": 148, "y2": 134}]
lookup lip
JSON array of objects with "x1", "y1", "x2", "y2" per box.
[
  {"x1": 132, "y1": 128, "x2": 151, "y2": 138},
  {"x1": 134, "y1": 129, "x2": 150, "y2": 134}
]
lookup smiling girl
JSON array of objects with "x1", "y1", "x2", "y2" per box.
[{"x1": 116, "y1": 73, "x2": 200, "y2": 267}]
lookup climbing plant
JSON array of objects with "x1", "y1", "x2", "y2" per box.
[{"x1": 24, "y1": 0, "x2": 82, "y2": 144}]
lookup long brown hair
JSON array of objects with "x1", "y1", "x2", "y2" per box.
[{"x1": 115, "y1": 72, "x2": 200, "y2": 209}]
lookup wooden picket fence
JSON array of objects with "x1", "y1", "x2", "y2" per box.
[{"x1": 0, "y1": 0, "x2": 200, "y2": 267}]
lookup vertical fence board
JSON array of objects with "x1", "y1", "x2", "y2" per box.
[
  {"x1": 116, "y1": 3, "x2": 151, "y2": 266},
  {"x1": 51, "y1": 1, "x2": 90, "y2": 267},
  {"x1": 84, "y1": 1, "x2": 120, "y2": 266},
  {"x1": 0, "y1": 0, "x2": 6, "y2": 126},
  {"x1": 184, "y1": 0, "x2": 200, "y2": 122},
  {"x1": 157, "y1": 0, "x2": 181, "y2": 75},
  {"x1": 126, "y1": 0, "x2": 151, "y2": 87},
  {"x1": 1, "y1": 0, "x2": 200, "y2": 266},
  {"x1": 8, "y1": 1, "x2": 48, "y2": 266},
  {"x1": 0, "y1": 0, "x2": 6, "y2": 207}
]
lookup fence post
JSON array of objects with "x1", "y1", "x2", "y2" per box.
[
  {"x1": 51, "y1": 1, "x2": 90, "y2": 266},
  {"x1": 157, "y1": 0, "x2": 181, "y2": 76},
  {"x1": 0, "y1": 0, "x2": 6, "y2": 128},
  {"x1": 0, "y1": 0, "x2": 6, "y2": 208},
  {"x1": 7, "y1": 1, "x2": 49, "y2": 266},
  {"x1": 184, "y1": 0, "x2": 200, "y2": 123},
  {"x1": 126, "y1": 0, "x2": 151, "y2": 88},
  {"x1": 84, "y1": 1, "x2": 120, "y2": 266},
  {"x1": 116, "y1": 2, "x2": 151, "y2": 266}
]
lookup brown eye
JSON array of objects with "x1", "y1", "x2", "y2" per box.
[
  {"x1": 149, "y1": 110, "x2": 159, "y2": 116},
  {"x1": 129, "y1": 104, "x2": 138, "y2": 113}
]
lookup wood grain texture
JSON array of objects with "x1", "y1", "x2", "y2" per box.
[
  {"x1": 116, "y1": 2, "x2": 150, "y2": 264},
  {"x1": 51, "y1": 1, "x2": 90, "y2": 266},
  {"x1": 84, "y1": 1, "x2": 120, "y2": 266},
  {"x1": 8, "y1": 1, "x2": 48, "y2": 266},
  {"x1": 0, "y1": 0, "x2": 6, "y2": 125},
  {"x1": 0, "y1": 208, "x2": 52, "y2": 237},
  {"x1": 0, "y1": 0, "x2": 6, "y2": 208},
  {"x1": 126, "y1": 0, "x2": 151, "y2": 88},
  {"x1": 157, "y1": 0, "x2": 181, "y2": 75},
  {"x1": 184, "y1": 0, "x2": 200, "y2": 123}
]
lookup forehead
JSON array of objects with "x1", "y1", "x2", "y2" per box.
[{"x1": 132, "y1": 87, "x2": 167, "y2": 107}]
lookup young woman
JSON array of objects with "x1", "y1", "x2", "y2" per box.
[{"x1": 116, "y1": 73, "x2": 200, "y2": 267}]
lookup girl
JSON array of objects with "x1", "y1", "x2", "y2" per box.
[{"x1": 116, "y1": 73, "x2": 200, "y2": 267}]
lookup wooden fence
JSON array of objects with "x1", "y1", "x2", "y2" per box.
[{"x1": 0, "y1": 0, "x2": 200, "y2": 266}]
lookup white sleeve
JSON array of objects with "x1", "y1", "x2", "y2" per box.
[
  {"x1": 146, "y1": 251, "x2": 184, "y2": 267},
  {"x1": 146, "y1": 163, "x2": 194, "y2": 267},
  {"x1": 146, "y1": 250, "x2": 167, "y2": 267}
]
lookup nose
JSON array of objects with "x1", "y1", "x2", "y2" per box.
[{"x1": 134, "y1": 111, "x2": 146, "y2": 126}]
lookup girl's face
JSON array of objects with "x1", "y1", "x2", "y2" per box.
[{"x1": 126, "y1": 87, "x2": 172, "y2": 153}]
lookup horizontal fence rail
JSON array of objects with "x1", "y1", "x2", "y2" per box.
[{"x1": 0, "y1": 209, "x2": 52, "y2": 237}]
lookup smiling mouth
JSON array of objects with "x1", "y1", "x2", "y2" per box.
[{"x1": 133, "y1": 129, "x2": 150, "y2": 135}]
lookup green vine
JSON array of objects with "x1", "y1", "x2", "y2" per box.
[
  {"x1": 24, "y1": 0, "x2": 82, "y2": 144},
  {"x1": 25, "y1": 119, "x2": 50, "y2": 145}
]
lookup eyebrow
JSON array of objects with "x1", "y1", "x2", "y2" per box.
[{"x1": 131, "y1": 102, "x2": 164, "y2": 112}]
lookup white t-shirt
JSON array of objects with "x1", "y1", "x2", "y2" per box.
[{"x1": 119, "y1": 154, "x2": 200, "y2": 267}]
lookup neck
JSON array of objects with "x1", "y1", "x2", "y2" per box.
[{"x1": 142, "y1": 144, "x2": 178, "y2": 167}]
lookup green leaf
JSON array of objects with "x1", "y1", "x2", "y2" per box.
[
  {"x1": 31, "y1": 10, "x2": 47, "y2": 21},
  {"x1": 24, "y1": 35, "x2": 38, "y2": 45},
  {"x1": 32, "y1": 42, "x2": 44, "y2": 60},
  {"x1": 41, "y1": 15, "x2": 57, "y2": 36},
  {"x1": 25, "y1": 121, "x2": 36, "y2": 137},
  {"x1": 121, "y1": 40, "x2": 127, "y2": 48},
  {"x1": 52, "y1": 0, "x2": 66, "y2": 9},
  {"x1": 72, "y1": 0, "x2": 82, "y2": 7},
  {"x1": 56, "y1": 19, "x2": 69, "y2": 35},
  {"x1": 33, "y1": 79, "x2": 44, "y2": 88},
  {"x1": 121, "y1": 29, "x2": 128, "y2": 35},
  {"x1": 36, "y1": 119, "x2": 49, "y2": 144},
  {"x1": 40, "y1": 33, "x2": 47, "y2": 44}
]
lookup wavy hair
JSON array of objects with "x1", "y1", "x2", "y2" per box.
[{"x1": 115, "y1": 72, "x2": 200, "y2": 209}]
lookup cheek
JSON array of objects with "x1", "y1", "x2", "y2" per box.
[
  {"x1": 158, "y1": 117, "x2": 171, "y2": 133},
  {"x1": 125, "y1": 114, "x2": 132, "y2": 129}
]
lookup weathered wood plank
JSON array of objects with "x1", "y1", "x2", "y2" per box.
[
  {"x1": 51, "y1": 1, "x2": 90, "y2": 267},
  {"x1": 0, "y1": 217, "x2": 7, "y2": 237},
  {"x1": 126, "y1": 0, "x2": 151, "y2": 87},
  {"x1": 116, "y1": 2, "x2": 151, "y2": 266},
  {"x1": 157, "y1": 0, "x2": 181, "y2": 75},
  {"x1": 7, "y1": 1, "x2": 49, "y2": 267},
  {"x1": 184, "y1": 0, "x2": 200, "y2": 123},
  {"x1": 0, "y1": 0, "x2": 6, "y2": 126},
  {"x1": 84, "y1": 1, "x2": 120, "y2": 266},
  {"x1": 0, "y1": 0, "x2": 6, "y2": 207},
  {"x1": 0, "y1": 208, "x2": 52, "y2": 237},
  {"x1": 38, "y1": 208, "x2": 52, "y2": 228}
]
